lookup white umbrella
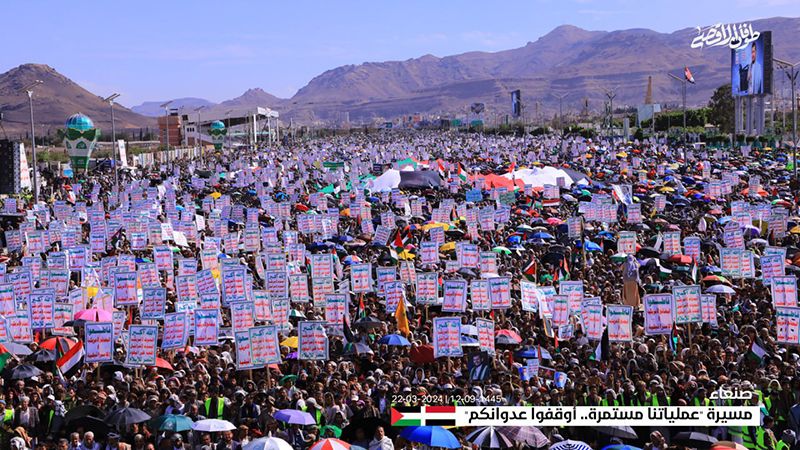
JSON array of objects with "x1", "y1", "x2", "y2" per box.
[
  {"x1": 192, "y1": 419, "x2": 236, "y2": 432},
  {"x1": 244, "y1": 437, "x2": 293, "y2": 450},
  {"x1": 466, "y1": 427, "x2": 515, "y2": 449},
  {"x1": 550, "y1": 440, "x2": 592, "y2": 450}
]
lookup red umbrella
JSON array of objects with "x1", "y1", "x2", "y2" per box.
[
  {"x1": 40, "y1": 337, "x2": 78, "y2": 353},
  {"x1": 546, "y1": 218, "x2": 564, "y2": 226},
  {"x1": 409, "y1": 345, "x2": 435, "y2": 364},
  {"x1": 295, "y1": 203, "x2": 309, "y2": 212},
  {"x1": 496, "y1": 329, "x2": 522, "y2": 344},
  {"x1": 668, "y1": 254, "x2": 693, "y2": 265},
  {"x1": 150, "y1": 357, "x2": 173, "y2": 371}
]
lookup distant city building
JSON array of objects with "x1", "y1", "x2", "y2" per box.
[{"x1": 158, "y1": 113, "x2": 182, "y2": 147}]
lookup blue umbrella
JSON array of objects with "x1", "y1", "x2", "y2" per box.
[
  {"x1": 400, "y1": 426, "x2": 460, "y2": 449},
  {"x1": 274, "y1": 409, "x2": 316, "y2": 425},
  {"x1": 153, "y1": 414, "x2": 194, "y2": 432},
  {"x1": 531, "y1": 232, "x2": 554, "y2": 240},
  {"x1": 377, "y1": 334, "x2": 411, "y2": 346},
  {"x1": 581, "y1": 240, "x2": 602, "y2": 252},
  {"x1": 602, "y1": 446, "x2": 642, "y2": 450}
]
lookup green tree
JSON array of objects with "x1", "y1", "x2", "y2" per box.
[{"x1": 708, "y1": 84, "x2": 734, "y2": 134}]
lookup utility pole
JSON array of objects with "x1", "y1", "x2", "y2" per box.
[
  {"x1": 19, "y1": 80, "x2": 43, "y2": 202},
  {"x1": 775, "y1": 58, "x2": 800, "y2": 179},
  {"x1": 667, "y1": 73, "x2": 687, "y2": 145},
  {"x1": 550, "y1": 93, "x2": 568, "y2": 133},
  {"x1": 604, "y1": 88, "x2": 617, "y2": 146},
  {"x1": 103, "y1": 93, "x2": 121, "y2": 195},
  {"x1": 160, "y1": 101, "x2": 173, "y2": 164}
]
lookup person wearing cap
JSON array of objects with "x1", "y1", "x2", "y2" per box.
[
  {"x1": 171, "y1": 434, "x2": 191, "y2": 450},
  {"x1": 301, "y1": 397, "x2": 324, "y2": 426},
  {"x1": 104, "y1": 433, "x2": 131, "y2": 450},
  {"x1": 777, "y1": 430, "x2": 794, "y2": 450},
  {"x1": 0, "y1": 399, "x2": 14, "y2": 427}
]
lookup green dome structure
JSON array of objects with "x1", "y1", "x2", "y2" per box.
[{"x1": 65, "y1": 113, "x2": 95, "y2": 131}]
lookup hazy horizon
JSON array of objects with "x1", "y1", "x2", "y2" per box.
[{"x1": 2, "y1": 0, "x2": 796, "y2": 106}]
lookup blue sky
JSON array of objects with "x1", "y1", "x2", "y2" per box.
[{"x1": 3, "y1": 0, "x2": 796, "y2": 106}]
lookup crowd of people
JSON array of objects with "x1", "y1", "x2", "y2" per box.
[{"x1": 0, "y1": 131, "x2": 798, "y2": 450}]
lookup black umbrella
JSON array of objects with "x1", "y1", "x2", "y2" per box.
[
  {"x1": 105, "y1": 407, "x2": 151, "y2": 429},
  {"x1": 353, "y1": 316, "x2": 383, "y2": 330},
  {"x1": 341, "y1": 417, "x2": 396, "y2": 441},
  {"x1": 8, "y1": 364, "x2": 44, "y2": 380},
  {"x1": 27, "y1": 349, "x2": 56, "y2": 363},
  {"x1": 673, "y1": 431, "x2": 718, "y2": 447},
  {"x1": 65, "y1": 415, "x2": 108, "y2": 438},
  {"x1": 637, "y1": 247, "x2": 660, "y2": 258},
  {"x1": 64, "y1": 405, "x2": 105, "y2": 424},
  {"x1": 592, "y1": 426, "x2": 637, "y2": 440}
]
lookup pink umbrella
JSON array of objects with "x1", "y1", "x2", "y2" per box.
[
  {"x1": 309, "y1": 439, "x2": 350, "y2": 450},
  {"x1": 75, "y1": 308, "x2": 113, "y2": 322},
  {"x1": 546, "y1": 217, "x2": 564, "y2": 226}
]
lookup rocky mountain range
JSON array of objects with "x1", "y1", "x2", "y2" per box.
[{"x1": 2, "y1": 16, "x2": 799, "y2": 134}]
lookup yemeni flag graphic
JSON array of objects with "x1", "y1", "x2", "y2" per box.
[
  {"x1": 684, "y1": 66, "x2": 696, "y2": 84},
  {"x1": 391, "y1": 406, "x2": 457, "y2": 427}
]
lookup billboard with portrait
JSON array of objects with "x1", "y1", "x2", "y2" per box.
[
  {"x1": 731, "y1": 31, "x2": 772, "y2": 97},
  {"x1": 511, "y1": 90, "x2": 521, "y2": 117}
]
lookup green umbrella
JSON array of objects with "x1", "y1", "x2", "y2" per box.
[
  {"x1": 492, "y1": 246, "x2": 512, "y2": 255},
  {"x1": 152, "y1": 414, "x2": 194, "y2": 432},
  {"x1": 610, "y1": 253, "x2": 628, "y2": 263},
  {"x1": 321, "y1": 425, "x2": 342, "y2": 438},
  {"x1": 279, "y1": 374, "x2": 298, "y2": 384}
]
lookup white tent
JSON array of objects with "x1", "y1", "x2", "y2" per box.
[
  {"x1": 502, "y1": 166, "x2": 586, "y2": 188},
  {"x1": 366, "y1": 169, "x2": 401, "y2": 193}
]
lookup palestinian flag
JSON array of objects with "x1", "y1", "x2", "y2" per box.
[
  {"x1": 56, "y1": 340, "x2": 84, "y2": 378},
  {"x1": 457, "y1": 164, "x2": 468, "y2": 182},
  {"x1": 437, "y1": 159, "x2": 447, "y2": 179},
  {"x1": 748, "y1": 341, "x2": 767, "y2": 364},
  {"x1": 522, "y1": 258, "x2": 537, "y2": 281},
  {"x1": 391, "y1": 406, "x2": 457, "y2": 426},
  {"x1": 0, "y1": 350, "x2": 12, "y2": 372},
  {"x1": 684, "y1": 66, "x2": 695, "y2": 84}
]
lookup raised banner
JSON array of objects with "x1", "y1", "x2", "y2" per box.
[
  {"x1": 607, "y1": 305, "x2": 633, "y2": 342},
  {"x1": 772, "y1": 276, "x2": 798, "y2": 308},
  {"x1": 250, "y1": 325, "x2": 281, "y2": 366},
  {"x1": 85, "y1": 322, "x2": 114, "y2": 363},
  {"x1": 432, "y1": 317, "x2": 463, "y2": 358},
  {"x1": 194, "y1": 309, "x2": 220, "y2": 346},
  {"x1": 126, "y1": 325, "x2": 158, "y2": 366},
  {"x1": 298, "y1": 321, "x2": 329, "y2": 360},
  {"x1": 672, "y1": 285, "x2": 702, "y2": 324},
  {"x1": 162, "y1": 312, "x2": 188, "y2": 349},
  {"x1": 643, "y1": 294, "x2": 674, "y2": 335},
  {"x1": 776, "y1": 307, "x2": 800, "y2": 345},
  {"x1": 442, "y1": 279, "x2": 468, "y2": 312},
  {"x1": 476, "y1": 318, "x2": 495, "y2": 355},
  {"x1": 580, "y1": 299, "x2": 603, "y2": 341},
  {"x1": 351, "y1": 263, "x2": 373, "y2": 293},
  {"x1": 28, "y1": 289, "x2": 56, "y2": 329},
  {"x1": 141, "y1": 288, "x2": 167, "y2": 321}
]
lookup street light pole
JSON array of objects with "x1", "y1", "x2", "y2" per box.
[
  {"x1": 194, "y1": 106, "x2": 205, "y2": 166},
  {"x1": 775, "y1": 58, "x2": 800, "y2": 179},
  {"x1": 604, "y1": 89, "x2": 617, "y2": 146},
  {"x1": 103, "y1": 93, "x2": 121, "y2": 196},
  {"x1": 19, "y1": 80, "x2": 43, "y2": 202},
  {"x1": 550, "y1": 93, "x2": 568, "y2": 133},
  {"x1": 667, "y1": 73, "x2": 688, "y2": 145},
  {"x1": 160, "y1": 101, "x2": 173, "y2": 164}
]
